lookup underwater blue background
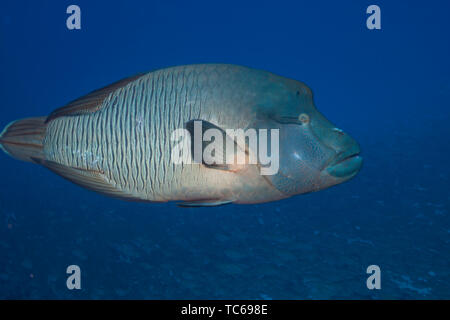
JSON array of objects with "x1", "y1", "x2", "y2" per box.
[{"x1": 0, "y1": 0, "x2": 449, "y2": 299}]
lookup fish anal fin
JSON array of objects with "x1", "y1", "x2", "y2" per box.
[
  {"x1": 177, "y1": 199, "x2": 233, "y2": 207},
  {"x1": 33, "y1": 158, "x2": 143, "y2": 201},
  {"x1": 46, "y1": 73, "x2": 144, "y2": 123}
]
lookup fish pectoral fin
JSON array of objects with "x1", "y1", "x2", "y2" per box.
[
  {"x1": 185, "y1": 119, "x2": 248, "y2": 171},
  {"x1": 32, "y1": 158, "x2": 142, "y2": 201},
  {"x1": 177, "y1": 199, "x2": 233, "y2": 207}
]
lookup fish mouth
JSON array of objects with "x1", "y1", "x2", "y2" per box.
[{"x1": 325, "y1": 151, "x2": 363, "y2": 178}]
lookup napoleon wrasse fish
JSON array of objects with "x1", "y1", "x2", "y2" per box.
[{"x1": 0, "y1": 64, "x2": 362, "y2": 206}]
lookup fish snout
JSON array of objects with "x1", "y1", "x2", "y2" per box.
[
  {"x1": 324, "y1": 132, "x2": 362, "y2": 179},
  {"x1": 308, "y1": 112, "x2": 363, "y2": 181}
]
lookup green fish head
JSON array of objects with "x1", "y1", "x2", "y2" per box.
[{"x1": 252, "y1": 77, "x2": 362, "y2": 196}]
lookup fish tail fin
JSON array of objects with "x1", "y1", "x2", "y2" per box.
[{"x1": 0, "y1": 116, "x2": 48, "y2": 163}]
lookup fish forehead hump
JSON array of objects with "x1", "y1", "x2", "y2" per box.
[{"x1": 134, "y1": 64, "x2": 314, "y2": 128}]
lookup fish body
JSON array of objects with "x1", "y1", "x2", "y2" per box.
[{"x1": 0, "y1": 64, "x2": 362, "y2": 206}]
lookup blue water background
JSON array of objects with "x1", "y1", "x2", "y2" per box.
[{"x1": 0, "y1": 0, "x2": 449, "y2": 299}]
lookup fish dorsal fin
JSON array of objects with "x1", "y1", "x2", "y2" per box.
[
  {"x1": 32, "y1": 158, "x2": 146, "y2": 201},
  {"x1": 185, "y1": 119, "x2": 249, "y2": 172},
  {"x1": 45, "y1": 73, "x2": 144, "y2": 123}
]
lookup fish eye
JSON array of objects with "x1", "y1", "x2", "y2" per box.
[{"x1": 298, "y1": 113, "x2": 310, "y2": 124}]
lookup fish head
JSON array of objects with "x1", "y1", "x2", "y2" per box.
[{"x1": 252, "y1": 78, "x2": 362, "y2": 196}]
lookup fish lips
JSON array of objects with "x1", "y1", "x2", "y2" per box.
[{"x1": 325, "y1": 150, "x2": 363, "y2": 179}]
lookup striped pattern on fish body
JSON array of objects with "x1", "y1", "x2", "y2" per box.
[{"x1": 42, "y1": 64, "x2": 285, "y2": 203}]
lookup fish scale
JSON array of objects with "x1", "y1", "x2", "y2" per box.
[{"x1": 41, "y1": 65, "x2": 269, "y2": 199}]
